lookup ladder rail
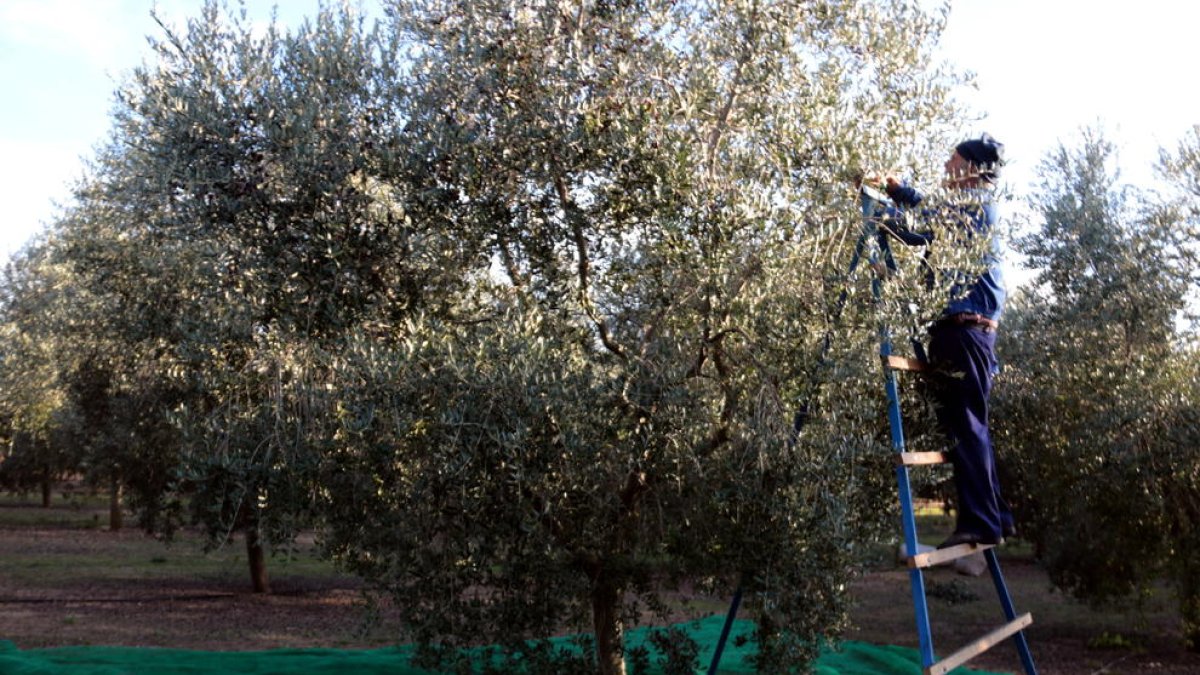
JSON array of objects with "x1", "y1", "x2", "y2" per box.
[
  {"x1": 986, "y1": 549, "x2": 1039, "y2": 675},
  {"x1": 872, "y1": 189, "x2": 939, "y2": 667}
]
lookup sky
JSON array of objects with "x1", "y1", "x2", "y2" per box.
[{"x1": 2, "y1": 0, "x2": 1198, "y2": 267}]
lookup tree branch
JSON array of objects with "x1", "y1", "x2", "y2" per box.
[
  {"x1": 705, "y1": 0, "x2": 761, "y2": 176},
  {"x1": 553, "y1": 174, "x2": 627, "y2": 361},
  {"x1": 496, "y1": 234, "x2": 526, "y2": 289}
]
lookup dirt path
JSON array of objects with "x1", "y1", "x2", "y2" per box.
[
  {"x1": 1, "y1": 510, "x2": 1198, "y2": 673},
  {"x1": 0, "y1": 522, "x2": 406, "y2": 651}
]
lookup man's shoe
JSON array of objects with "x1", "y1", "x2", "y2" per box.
[{"x1": 937, "y1": 531, "x2": 1003, "y2": 549}]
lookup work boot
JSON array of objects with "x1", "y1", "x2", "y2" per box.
[{"x1": 937, "y1": 530, "x2": 1003, "y2": 549}]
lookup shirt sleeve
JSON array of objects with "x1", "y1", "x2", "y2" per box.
[{"x1": 877, "y1": 183, "x2": 934, "y2": 246}]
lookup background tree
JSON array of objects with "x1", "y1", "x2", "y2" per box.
[
  {"x1": 994, "y1": 129, "x2": 1200, "y2": 650},
  {"x1": 0, "y1": 242, "x2": 82, "y2": 508},
  {"x1": 41, "y1": 1, "x2": 468, "y2": 592},
  {"x1": 1149, "y1": 126, "x2": 1200, "y2": 648},
  {"x1": 0, "y1": 222, "x2": 185, "y2": 529}
]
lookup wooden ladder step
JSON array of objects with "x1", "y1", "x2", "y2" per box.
[
  {"x1": 908, "y1": 543, "x2": 996, "y2": 569},
  {"x1": 925, "y1": 613, "x2": 1034, "y2": 675},
  {"x1": 897, "y1": 451, "x2": 948, "y2": 466},
  {"x1": 883, "y1": 355, "x2": 929, "y2": 372}
]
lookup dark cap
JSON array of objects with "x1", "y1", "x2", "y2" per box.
[{"x1": 955, "y1": 133, "x2": 1005, "y2": 182}]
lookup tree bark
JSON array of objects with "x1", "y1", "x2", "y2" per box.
[
  {"x1": 1182, "y1": 551, "x2": 1200, "y2": 652},
  {"x1": 246, "y1": 527, "x2": 271, "y2": 594},
  {"x1": 40, "y1": 472, "x2": 51, "y2": 508},
  {"x1": 592, "y1": 577, "x2": 626, "y2": 675},
  {"x1": 108, "y1": 476, "x2": 123, "y2": 531}
]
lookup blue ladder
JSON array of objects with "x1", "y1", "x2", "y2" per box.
[{"x1": 867, "y1": 186, "x2": 1038, "y2": 675}]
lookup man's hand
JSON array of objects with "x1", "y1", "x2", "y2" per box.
[
  {"x1": 860, "y1": 171, "x2": 901, "y2": 191},
  {"x1": 858, "y1": 172, "x2": 903, "y2": 205}
]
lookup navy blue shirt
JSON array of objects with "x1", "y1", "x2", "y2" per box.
[{"x1": 884, "y1": 184, "x2": 1007, "y2": 322}]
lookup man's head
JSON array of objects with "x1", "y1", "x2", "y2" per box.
[{"x1": 945, "y1": 133, "x2": 1004, "y2": 188}]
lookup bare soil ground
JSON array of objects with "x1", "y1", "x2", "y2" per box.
[
  {"x1": 1, "y1": 496, "x2": 1198, "y2": 674},
  {"x1": 846, "y1": 555, "x2": 1200, "y2": 675},
  {"x1": 0, "y1": 499, "x2": 407, "y2": 651}
]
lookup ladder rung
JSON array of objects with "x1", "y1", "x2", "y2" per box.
[
  {"x1": 908, "y1": 543, "x2": 995, "y2": 569},
  {"x1": 896, "y1": 451, "x2": 948, "y2": 466},
  {"x1": 883, "y1": 355, "x2": 929, "y2": 372},
  {"x1": 925, "y1": 613, "x2": 1034, "y2": 675}
]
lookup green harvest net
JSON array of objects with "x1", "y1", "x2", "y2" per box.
[{"x1": 0, "y1": 615, "x2": 1005, "y2": 674}]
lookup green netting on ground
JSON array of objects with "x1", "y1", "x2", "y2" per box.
[{"x1": 0, "y1": 615, "x2": 1004, "y2": 674}]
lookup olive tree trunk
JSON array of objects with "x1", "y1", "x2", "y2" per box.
[
  {"x1": 592, "y1": 577, "x2": 626, "y2": 675},
  {"x1": 246, "y1": 526, "x2": 271, "y2": 594},
  {"x1": 1182, "y1": 550, "x2": 1200, "y2": 652},
  {"x1": 108, "y1": 476, "x2": 123, "y2": 531}
]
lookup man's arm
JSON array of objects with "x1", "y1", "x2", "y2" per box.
[{"x1": 878, "y1": 181, "x2": 934, "y2": 246}]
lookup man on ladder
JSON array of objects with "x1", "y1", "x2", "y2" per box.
[
  {"x1": 708, "y1": 135, "x2": 1035, "y2": 675},
  {"x1": 876, "y1": 133, "x2": 1015, "y2": 550},
  {"x1": 870, "y1": 134, "x2": 1036, "y2": 675}
]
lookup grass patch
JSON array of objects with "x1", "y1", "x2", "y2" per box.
[
  {"x1": 0, "y1": 491, "x2": 347, "y2": 588},
  {"x1": 0, "y1": 538, "x2": 343, "y2": 586},
  {"x1": 1087, "y1": 630, "x2": 1144, "y2": 652},
  {"x1": 0, "y1": 490, "x2": 109, "y2": 508},
  {"x1": 0, "y1": 499, "x2": 108, "y2": 529}
]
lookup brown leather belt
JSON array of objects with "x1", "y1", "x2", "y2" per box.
[{"x1": 944, "y1": 312, "x2": 998, "y2": 332}]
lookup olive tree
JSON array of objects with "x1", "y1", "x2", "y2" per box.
[
  {"x1": 994, "y1": 130, "x2": 1200, "y2": 650},
  {"x1": 319, "y1": 1, "x2": 967, "y2": 672},
  {"x1": 1149, "y1": 127, "x2": 1200, "y2": 648},
  {"x1": 0, "y1": 236, "x2": 134, "y2": 520},
  {"x1": 30, "y1": 0, "x2": 975, "y2": 664}
]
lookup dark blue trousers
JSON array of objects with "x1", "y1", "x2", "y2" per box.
[{"x1": 927, "y1": 322, "x2": 1014, "y2": 540}]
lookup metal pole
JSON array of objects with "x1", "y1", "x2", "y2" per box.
[{"x1": 705, "y1": 585, "x2": 743, "y2": 675}]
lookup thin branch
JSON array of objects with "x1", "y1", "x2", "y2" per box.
[
  {"x1": 150, "y1": 10, "x2": 189, "y2": 58},
  {"x1": 496, "y1": 234, "x2": 526, "y2": 289},
  {"x1": 705, "y1": 0, "x2": 761, "y2": 175},
  {"x1": 553, "y1": 174, "x2": 627, "y2": 361}
]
